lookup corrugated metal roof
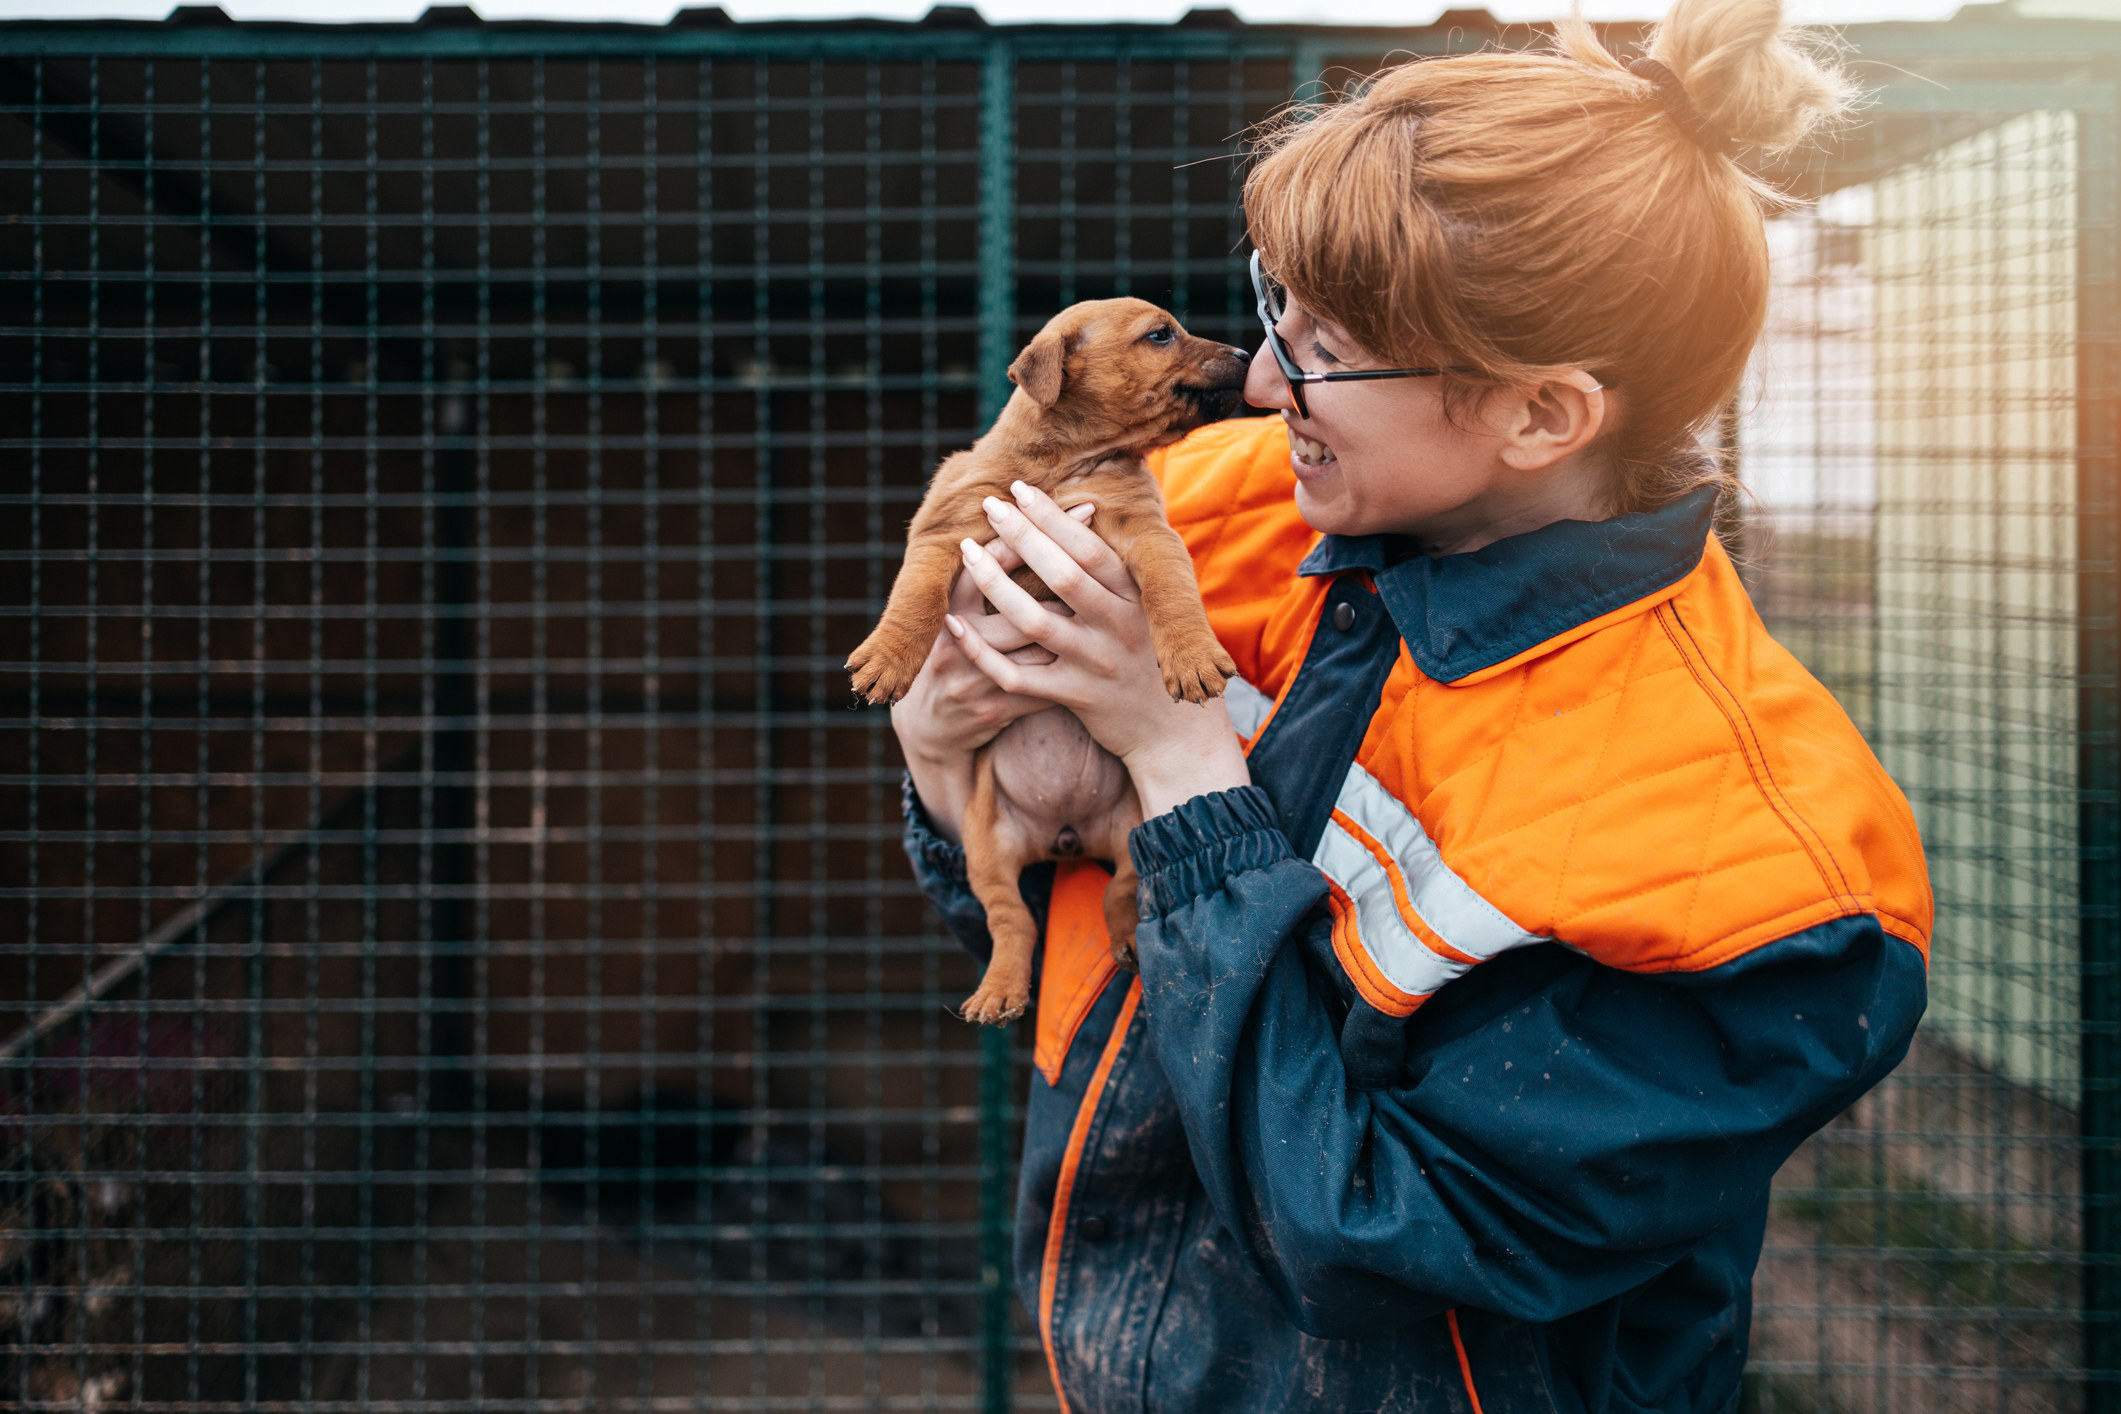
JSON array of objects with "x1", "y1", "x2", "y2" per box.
[{"x1": 0, "y1": 0, "x2": 1992, "y2": 25}]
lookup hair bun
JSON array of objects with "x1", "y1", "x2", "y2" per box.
[
  {"x1": 1645, "y1": 0, "x2": 1855, "y2": 155},
  {"x1": 1629, "y1": 56, "x2": 1741, "y2": 157}
]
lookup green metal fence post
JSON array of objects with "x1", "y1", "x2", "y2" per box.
[
  {"x1": 977, "y1": 33, "x2": 1019, "y2": 1414},
  {"x1": 2084, "y1": 79, "x2": 2121, "y2": 1414},
  {"x1": 1290, "y1": 38, "x2": 1333, "y2": 104}
]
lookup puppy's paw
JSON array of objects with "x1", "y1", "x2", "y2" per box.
[
  {"x1": 846, "y1": 624, "x2": 929, "y2": 704},
  {"x1": 960, "y1": 975, "x2": 1029, "y2": 1028},
  {"x1": 1158, "y1": 637, "x2": 1238, "y2": 705},
  {"x1": 1108, "y1": 925, "x2": 1139, "y2": 973},
  {"x1": 1103, "y1": 888, "x2": 1140, "y2": 971}
]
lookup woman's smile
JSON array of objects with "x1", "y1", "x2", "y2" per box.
[{"x1": 1284, "y1": 418, "x2": 1338, "y2": 477}]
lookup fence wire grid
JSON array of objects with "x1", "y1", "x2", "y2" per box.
[{"x1": 0, "y1": 11, "x2": 2115, "y2": 1414}]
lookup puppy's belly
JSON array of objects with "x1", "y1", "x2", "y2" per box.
[{"x1": 988, "y1": 707, "x2": 1129, "y2": 849}]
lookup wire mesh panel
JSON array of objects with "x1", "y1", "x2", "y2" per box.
[
  {"x1": 0, "y1": 39, "x2": 1006, "y2": 1413},
  {"x1": 1739, "y1": 90, "x2": 2116, "y2": 1412},
  {"x1": 0, "y1": 14, "x2": 2115, "y2": 1414},
  {"x1": 0, "y1": 22, "x2": 1299, "y2": 1412},
  {"x1": 1012, "y1": 51, "x2": 1286, "y2": 360}
]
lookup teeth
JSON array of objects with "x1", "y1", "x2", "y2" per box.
[{"x1": 1287, "y1": 430, "x2": 1335, "y2": 464}]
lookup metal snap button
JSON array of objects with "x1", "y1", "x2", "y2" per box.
[
  {"x1": 1333, "y1": 601, "x2": 1356, "y2": 633},
  {"x1": 1077, "y1": 1215, "x2": 1111, "y2": 1242}
]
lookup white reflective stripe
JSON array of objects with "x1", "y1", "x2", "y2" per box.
[
  {"x1": 1310, "y1": 763, "x2": 1543, "y2": 1000},
  {"x1": 1332, "y1": 766, "x2": 1542, "y2": 960},
  {"x1": 1314, "y1": 820, "x2": 1465, "y2": 999},
  {"x1": 1224, "y1": 674, "x2": 1274, "y2": 739}
]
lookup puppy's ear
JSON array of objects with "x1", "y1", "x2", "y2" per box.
[{"x1": 1007, "y1": 329, "x2": 1067, "y2": 408}]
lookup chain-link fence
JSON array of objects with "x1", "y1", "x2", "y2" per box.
[{"x1": 0, "y1": 9, "x2": 2114, "y2": 1412}]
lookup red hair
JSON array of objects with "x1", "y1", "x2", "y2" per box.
[{"x1": 1244, "y1": 0, "x2": 1854, "y2": 512}]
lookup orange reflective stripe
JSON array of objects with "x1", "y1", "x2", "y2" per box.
[
  {"x1": 1034, "y1": 860, "x2": 1121, "y2": 1087},
  {"x1": 1323, "y1": 880, "x2": 1425, "y2": 1017},
  {"x1": 1446, "y1": 1310, "x2": 1487, "y2": 1414},
  {"x1": 1331, "y1": 808, "x2": 1482, "y2": 968},
  {"x1": 1038, "y1": 979, "x2": 1142, "y2": 1414}
]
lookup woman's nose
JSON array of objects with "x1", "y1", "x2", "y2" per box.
[{"x1": 1243, "y1": 338, "x2": 1292, "y2": 412}]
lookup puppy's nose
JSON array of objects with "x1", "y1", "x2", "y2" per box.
[{"x1": 1227, "y1": 345, "x2": 1251, "y2": 364}]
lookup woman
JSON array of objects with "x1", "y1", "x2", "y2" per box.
[{"x1": 892, "y1": 2, "x2": 1931, "y2": 1409}]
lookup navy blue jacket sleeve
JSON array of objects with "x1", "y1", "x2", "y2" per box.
[
  {"x1": 1129, "y1": 785, "x2": 1929, "y2": 1338},
  {"x1": 900, "y1": 776, "x2": 997, "y2": 963},
  {"x1": 900, "y1": 775, "x2": 1056, "y2": 967}
]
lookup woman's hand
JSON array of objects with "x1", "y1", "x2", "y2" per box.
[
  {"x1": 948, "y1": 481, "x2": 1250, "y2": 820},
  {"x1": 888, "y1": 504, "x2": 1092, "y2": 844}
]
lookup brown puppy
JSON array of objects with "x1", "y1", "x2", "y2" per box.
[{"x1": 847, "y1": 298, "x2": 1248, "y2": 1023}]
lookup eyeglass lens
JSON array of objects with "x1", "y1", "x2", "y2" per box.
[{"x1": 1251, "y1": 257, "x2": 1310, "y2": 416}]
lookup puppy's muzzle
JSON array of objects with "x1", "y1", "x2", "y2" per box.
[{"x1": 1176, "y1": 344, "x2": 1252, "y2": 423}]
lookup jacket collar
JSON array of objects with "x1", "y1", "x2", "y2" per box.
[{"x1": 1297, "y1": 486, "x2": 1719, "y2": 684}]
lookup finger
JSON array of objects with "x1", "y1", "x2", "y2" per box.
[
  {"x1": 947, "y1": 614, "x2": 1091, "y2": 710},
  {"x1": 946, "y1": 503, "x2": 1091, "y2": 618},
  {"x1": 948, "y1": 555, "x2": 989, "y2": 616},
  {"x1": 914, "y1": 613, "x2": 1050, "y2": 712},
  {"x1": 924, "y1": 604, "x2": 1036, "y2": 665},
  {"x1": 943, "y1": 616, "x2": 1055, "y2": 680},
  {"x1": 944, "y1": 612, "x2": 1039, "y2": 697},
  {"x1": 967, "y1": 502, "x2": 1092, "y2": 583},
  {"x1": 1008, "y1": 481, "x2": 1136, "y2": 601},
  {"x1": 948, "y1": 541, "x2": 1025, "y2": 625},
  {"x1": 940, "y1": 638, "x2": 1057, "y2": 721},
  {"x1": 981, "y1": 496, "x2": 1123, "y2": 621},
  {"x1": 940, "y1": 562, "x2": 1046, "y2": 651},
  {"x1": 1001, "y1": 642, "x2": 1058, "y2": 667},
  {"x1": 957, "y1": 606, "x2": 1037, "y2": 654},
  {"x1": 984, "y1": 533, "x2": 1028, "y2": 576},
  {"x1": 958, "y1": 537, "x2": 1083, "y2": 654}
]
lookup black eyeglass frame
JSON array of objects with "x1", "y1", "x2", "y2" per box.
[{"x1": 1250, "y1": 250, "x2": 1474, "y2": 419}]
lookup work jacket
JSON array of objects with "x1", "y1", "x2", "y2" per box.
[{"x1": 903, "y1": 416, "x2": 1932, "y2": 1414}]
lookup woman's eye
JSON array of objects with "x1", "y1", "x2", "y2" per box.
[
  {"x1": 1312, "y1": 342, "x2": 1343, "y2": 367},
  {"x1": 1146, "y1": 326, "x2": 1174, "y2": 345}
]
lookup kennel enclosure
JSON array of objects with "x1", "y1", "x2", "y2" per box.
[{"x1": 0, "y1": 6, "x2": 2117, "y2": 1410}]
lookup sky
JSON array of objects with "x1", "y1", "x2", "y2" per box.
[{"x1": 5, "y1": 0, "x2": 2083, "y2": 26}]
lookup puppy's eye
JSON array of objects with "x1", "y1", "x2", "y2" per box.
[{"x1": 1144, "y1": 326, "x2": 1175, "y2": 345}]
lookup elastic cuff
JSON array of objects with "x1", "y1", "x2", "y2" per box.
[
  {"x1": 1129, "y1": 786, "x2": 1296, "y2": 919},
  {"x1": 901, "y1": 774, "x2": 970, "y2": 887}
]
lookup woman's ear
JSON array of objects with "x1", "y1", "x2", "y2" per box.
[
  {"x1": 1008, "y1": 329, "x2": 1068, "y2": 407},
  {"x1": 1495, "y1": 370, "x2": 1607, "y2": 472}
]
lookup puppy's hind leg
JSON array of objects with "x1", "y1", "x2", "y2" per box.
[
  {"x1": 1089, "y1": 788, "x2": 1145, "y2": 971},
  {"x1": 1102, "y1": 851, "x2": 1143, "y2": 972},
  {"x1": 960, "y1": 750, "x2": 1040, "y2": 1027}
]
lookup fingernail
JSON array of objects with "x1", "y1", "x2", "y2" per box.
[
  {"x1": 944, "y1": 614, "x2": 965, "y2": 639},
  {"x1": 1069, "y1": 503, "x2": 1094, "y2": 519},
  {"x1": 959, "y1": 538, "x2": 982, "y2": 562},
  {"x1": 1011, "y1": 480, "x2": 1037, "y2": 502},
  {"x1": 982, "y1": 495, "x2": 1010, "y2": 520}
]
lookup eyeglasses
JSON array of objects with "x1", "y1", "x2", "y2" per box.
[{"x1": 1250, "y1": 249, "x2": 1473, "y2": 420}]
